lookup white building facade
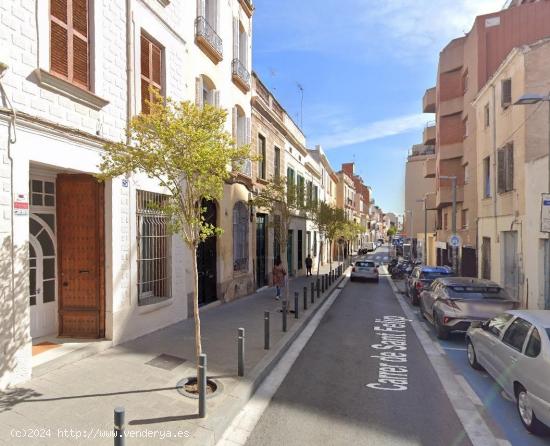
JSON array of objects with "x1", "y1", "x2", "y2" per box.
[{"x1": 0, "y1": 0, "x2": 252, "y2": 389}]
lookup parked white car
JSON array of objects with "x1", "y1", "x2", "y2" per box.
[{"x1": 466, "y1": 310, "x2": 550, "y2": 435}]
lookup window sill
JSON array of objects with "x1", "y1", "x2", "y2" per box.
[
  {"x1": 137, "y1": 296, "x2": 173, "y2": 314},
  {"x1": 233, "y1": 269, "x2": 249, "y2": 277},
  {"x1": 33, "y1": 69, "x2": 109, "y2": 111}
]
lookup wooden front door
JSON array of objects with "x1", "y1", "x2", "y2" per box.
[{"x1": 57, "y1": 174, "x2": 105, "y2": 338}]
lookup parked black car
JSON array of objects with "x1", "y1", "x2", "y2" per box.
[{"x1": 406, "y1": 266, "x2": 453, "y2": 305}]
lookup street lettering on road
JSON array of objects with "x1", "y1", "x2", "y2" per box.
[{"x1": 366, "y1": 315, "x2": 409, "y2": 391}]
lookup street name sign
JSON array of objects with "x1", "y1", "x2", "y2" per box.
[{"x1": 542, "y1": 193, "x2": 550, "y2": 233}]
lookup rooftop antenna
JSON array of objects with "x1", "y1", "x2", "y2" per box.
[
  {"x1": 296, "y1": 82, "x2": 304, "y2": 128},
  {"x1": 268, "y1": 67, "x2": 277, "y2": 92}
]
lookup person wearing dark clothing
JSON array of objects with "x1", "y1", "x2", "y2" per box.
[{"x1": 305, "y1": 254, "x2": 313, "y2": 276}]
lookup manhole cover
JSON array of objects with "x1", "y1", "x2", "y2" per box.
[
  {"x1": 146, "y1": 354, "x2": 186, "y2": 371},
  {"x1": 176, "y1": 377, "x2": 223, "y2": 399}
]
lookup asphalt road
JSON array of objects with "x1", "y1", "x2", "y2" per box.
[{"x1": 244, "y1": 265, "x2": 472, "y2": 446}]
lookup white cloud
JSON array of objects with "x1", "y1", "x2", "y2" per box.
[
  {"x1": 313, "y1": 113, "x2": 429, "y2": 149},
  {"x1": 357, "y1": 0, "x2": 505, "y2": 60},
  {"x1": 256, "y1": 0, "x2": 504, "y2": 61}
]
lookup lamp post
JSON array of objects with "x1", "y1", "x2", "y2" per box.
[
  {"x1": 440, "y1": 175, "x2": 458, "y2": 273},
  {"x1": 514, "y1": 92, "x2": 550, "y2": 196},
  {"x1": 413, "y1": 198, "x2": 427, "y2": 263},
  {"x1": 405, "y1": 210, "x2": 413, "y2": 241}
]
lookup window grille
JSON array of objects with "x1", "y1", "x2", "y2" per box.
[
  {"x1": 233, "y1": 202, "x2": 249, "y2": 272},
  {"x1": 136, "y1": 190, "x2": 171, "y2": 305}
]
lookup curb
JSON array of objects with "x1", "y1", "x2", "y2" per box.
[{"x1": 186, "y1": 267, "x2": 350, "y2": 446}]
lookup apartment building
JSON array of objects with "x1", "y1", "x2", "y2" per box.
[
  {"x1": 474, "y1": 38, "x2": 550, "y2": 308},
  {"x1": 250, "y1": 73, "x2": 286, "y2": 287},
  {"x1": 423, "y1": 0, "x2": 550, "y2": 275},
  {"x1": 308, "y1": 145, "x2": 338, "y2": 265},
  {"x1": 284, "y1": 115, "x2": 316, "y2": 276},
  {"x1": 0, "y1": 0, "x2": 253, "y2": 389},
  {"x1": 341, "y1": 162, "x2": 370, "y2": 249},
  {"x1": 403, "y1": 144, "x2": 437, "y2": 263}
]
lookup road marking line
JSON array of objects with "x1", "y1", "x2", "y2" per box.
[
  {"x1": 387, "y1": 277, "x2": 500, "y2": 446},
  {"x1": 444, "y1": 347, "x2": 467, "y2": 351},
  {"x1": 216, "y1": 278, "x2": 349, "y2": 446},
  {"x1": 455, "y1": 374, "x2": 484, "y2": 406}
]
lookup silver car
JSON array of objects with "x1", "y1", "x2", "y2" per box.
[
  {"x1": 350, "y1": 260, "x2": 379, "y2": 282},
  {"x1": 466, "y1": 311, "x2": 550, "y2": 435},
  {"x1": 419, "y1": 277, "x2": 518, "y2": 339}
]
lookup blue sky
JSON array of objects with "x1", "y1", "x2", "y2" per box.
[{"x1": 252, "y1": 0, "x2": 504, "y2": 215}]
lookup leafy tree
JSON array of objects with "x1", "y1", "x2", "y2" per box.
[
  {"x1": 324, "y1": 207, "x2": 346, "y2": 270},
  {"x1": 253, "y1": 175, "x2": 302, "y2": 303},
  {"x1": 387, "y1": 226, "x2": 397, "y2": 238},
  {"x1": 98, "y1": 93, "x2": 250, "y2": 371}
]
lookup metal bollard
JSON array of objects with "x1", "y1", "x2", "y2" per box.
[
  {"x1": 303, "y1": 286, "x2": 308, "y2": 311},
  {"x1": 198, "y1": 354, "x2": 207, "y2": 418},
  {"x1": 294, "y1": 291, "x2": 299, "y2": 319},
  {"x1": 238, "y1": 328, "x2": 245, "y2": 377},
  {"x1": 282, "y1": 300, "x2": 287, "y2": 332},
  {"x1": 264, "y1": 311, "x2": 270, "y2": 350},
  {"x1": 321, "y1": 275, "x2": 325, "y2": 292},
  {"x1": 316, "y1": 278, "x2": 320, "y2": 299},
  {"x1": 311, "y1": 282, "x2": 315, "y2": 304},
  {"x1": 114, "y1": 407, "x2": 125, "y2": 446},
  {"x1": 324, "y1": 274, "x2": 328, "y2": 290}
]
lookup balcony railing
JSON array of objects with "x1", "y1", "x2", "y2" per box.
[
  {"x1": 232, "y1": 59, "x2": 251, "y2": 91},
  {"x1": 195, "y1": 16, "x2": 223, "y2": 62}
]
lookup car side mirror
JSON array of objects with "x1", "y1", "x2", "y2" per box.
[{"x1": 470, "y1": 321, "x2": 483, "y2": 329}]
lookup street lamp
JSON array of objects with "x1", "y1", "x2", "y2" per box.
[
  {"x1": 514, "y1": 92, "x2": 550, "y2": 194},
  {"x1": 439, "y1": 175, "x2": 458, "y2": 273},
  {"x1": 405, "y1": 210, "x2": 413, "y2": 241}
]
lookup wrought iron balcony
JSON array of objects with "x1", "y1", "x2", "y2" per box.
[
  {"x1": 232, "y1": 58, "x2": 251, "y2": 92},
  {"x1": 195, "y1": 16, "x2": 223, "y2": 63}
]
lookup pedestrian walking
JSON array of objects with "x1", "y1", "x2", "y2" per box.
[
  {"x1": 272, "y1": 256, "x2": 287, "y2": 300},
  {"x1": 305, "y1": 254, "x2": 313, "y2": 276}
]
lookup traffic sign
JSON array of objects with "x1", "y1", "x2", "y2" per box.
[{"x1": 448, "y1": 235, "x2": 461, "y2": 248}]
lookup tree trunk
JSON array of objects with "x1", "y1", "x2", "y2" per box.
[
  {"x1": 329, "y1": 239, "x2": 332, "y2": 272},
  {"x1": 316, "y1": 239, "x2": 323, "y2": 280},
  {"x1": 191, "y1": 245, "x2": 202, "y2": 375}
]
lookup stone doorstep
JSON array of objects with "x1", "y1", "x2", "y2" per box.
[
  {"x1": 32, "y1": 338, "x2": 113, "y2": 378},
  {"x1": 185, "y1": 268, "x2": 350, "y2": 446}
]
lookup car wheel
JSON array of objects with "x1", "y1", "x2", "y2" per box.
[
  {"x1": 466, "y1": 339, "x2": 483, "y2": 370},
  {"x1": 434, "y1": 314, "x2": 449, "y2": 340},
  {"x1": 517, "y1": 386, "x2": 548, "y2": 435},
  {"x1": 411, "y1": 290, "x2": 419, "y2": 306},
  {"x1": 350, "y1": 277, "x2": 355, "y2": 282}
]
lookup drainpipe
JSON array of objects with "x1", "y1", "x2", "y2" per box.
[
  {"x1": 0, "y1": 67, "x2": 18, "y2": 349},
  {"x1": 491, "y1": 85, "x2": 499, "y2": 244},
  {"x1": 126, "y1": 0, "x2": 133, "y2": 144}
]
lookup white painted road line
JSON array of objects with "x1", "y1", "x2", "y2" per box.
[
  {"x1": 455, "y1": 374, "x2": 484, "y2": 407},
  {"x1": 444, "y1": 347, "x2": 467, "y2": 352},
  {"x1": 216, "y1": 278, "x2": 348, "y2": 446},
  {"x1": 388, "y1": 277, "x2": 500, "y2": 446}
]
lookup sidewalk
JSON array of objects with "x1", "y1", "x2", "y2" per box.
[{"x1": 0, "y1": 262, "x2": 347, "y2": 446}]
